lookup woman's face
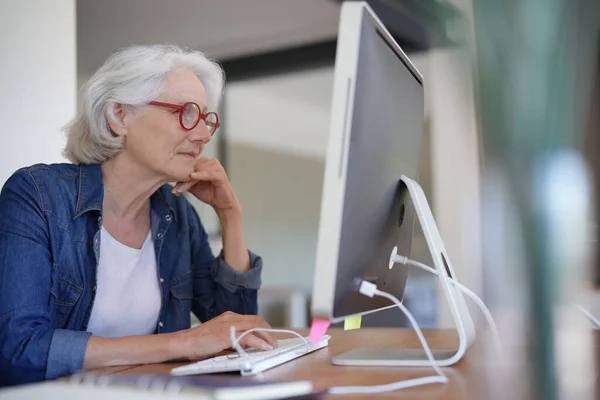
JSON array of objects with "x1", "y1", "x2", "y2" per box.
[{"x1": 121, "y1": 67, "x2": 213, "y2": 182}]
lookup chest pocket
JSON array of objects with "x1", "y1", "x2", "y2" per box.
[
  {"x1": 50, "y1": 271, "x2": 83, "y2": 328},
  {"x1": 170, "y1": 272, "x2": 193, "y2": 299}
]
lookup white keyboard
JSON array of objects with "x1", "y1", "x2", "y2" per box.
[{"x1": 170, "y1": 335, "x2": 331, "y2": 377}]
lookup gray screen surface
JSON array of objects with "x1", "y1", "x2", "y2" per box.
[{"x1": 332, "y1": 21, "x2": 424, "y2": 319}]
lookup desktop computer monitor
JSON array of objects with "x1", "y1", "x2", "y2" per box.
[{"x1": 311, "y1": 2, "x2": 424, "y2": 323}]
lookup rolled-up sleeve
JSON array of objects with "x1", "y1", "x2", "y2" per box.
[
  {"x1": 187, "y1": 202, "x2": 263, "y2": 322},
  {"x1": 46, "y1": 329, "x2": 91, "y2": 380},
  {"x1": 212, "y1": 250, "x2": 263, "y2": 293}
]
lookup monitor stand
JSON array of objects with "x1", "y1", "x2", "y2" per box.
[{"x1": 332, "y1": 175, "x2": 476, "y2": 367}]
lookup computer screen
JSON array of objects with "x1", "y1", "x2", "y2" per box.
[{"x1": 311, "y1": 1, "x2": 424, "y2": 323}]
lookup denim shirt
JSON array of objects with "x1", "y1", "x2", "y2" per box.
[{"x1": 0, "y1": 163, "x2": 262, "y2": 386}]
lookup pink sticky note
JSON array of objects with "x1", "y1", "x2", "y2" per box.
[{"x1": 309, "y1": 319, "x2": 331, "y2": 344}]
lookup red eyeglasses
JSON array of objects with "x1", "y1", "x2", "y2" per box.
[{"x1": 149, "y1": 101, "x2": 220, "y2": 135}]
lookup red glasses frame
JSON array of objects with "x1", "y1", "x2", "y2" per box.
[{"x1": 149, "y1": 101, "x2": 220, "y2": 135}]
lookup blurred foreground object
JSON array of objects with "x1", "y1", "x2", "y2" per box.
[{"x1": 472, "y1": 0, "x2": 600, "y2": 399}]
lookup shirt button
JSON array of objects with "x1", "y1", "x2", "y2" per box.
[
  {"x1": 165, "y1": 214, "x2": 172, "y2": 222},
  {"x1": 157, "y1": 232, "x2": 163, "y2": 239},
  {"x1": 159, "y1": 277, "x2": 164, "y2": 284},
  {"x1": 158, "y1": 321, "x2": 164, "y2": 328}
]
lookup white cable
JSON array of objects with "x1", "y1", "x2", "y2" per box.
[
  {"x1": 372, "y1": 289, "x2": 446, "y2": 381},
  {"x1": 227, "y1": 254, "x2": 502, "y2": 395},
  {"x1": 392, "y1": 254, "x2": 503, "y2": 354},
  {"x1": 575, "y1": 303, "x2": 600, "y2": 328},
  {"x1": 229, "y1": 326, "x2": 310, "y2": 370},
  {"x1": 328, "y1": 281, "x2": 448, "y2": 395},
  {"x1": 229, "y1": 283, "x2": 448, "y2": 395},
  {"x1": 329, "y1": 375, "x2": 448, "y2": 395}
]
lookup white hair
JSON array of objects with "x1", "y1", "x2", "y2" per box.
[{"x1": 63, "y1": 44, "x2": 225, "y2": 164}]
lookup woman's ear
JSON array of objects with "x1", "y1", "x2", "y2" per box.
[{"x1": 107, "y1": 103, "x2": 130, "y2": 137}]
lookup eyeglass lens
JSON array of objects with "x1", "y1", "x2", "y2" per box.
[{"x1": 181, "y1": 103, "x2": 200, "y2": 129}]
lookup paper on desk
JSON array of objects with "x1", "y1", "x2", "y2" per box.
[
  {"x1": 344, "y1": 315, "x2": 361, "y2": 330},
  {"x1": 308, "y1": 319, "x2": 330, "y2": 344}
]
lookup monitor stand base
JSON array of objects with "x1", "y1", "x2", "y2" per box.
[{"x1": 332, "y1": 175, "x2": 476, "y2": 367}]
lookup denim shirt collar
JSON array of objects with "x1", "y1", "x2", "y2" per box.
[
  {"x1": 72, "y1": 164, "x2": 175, "y2": 220},
  {"x1": 74, "y1": 164, "x2": 103, "y2": 218}
]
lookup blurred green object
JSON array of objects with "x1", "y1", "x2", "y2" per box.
[{"x1": 472, "y1": 0, "x2": 599, "y2": 399}]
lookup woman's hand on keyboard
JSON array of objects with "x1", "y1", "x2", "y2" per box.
[{"x1": 173, "y1": 311, "x2": 278, "y2": 360}]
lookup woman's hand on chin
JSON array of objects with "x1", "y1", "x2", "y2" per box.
[{"x1": 172, "y1": 158, "x2": 241, "y2": 217}]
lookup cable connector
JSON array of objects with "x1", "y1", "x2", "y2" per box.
[
  {"x1": 330, "y1": 276, "x2": 448, "y2": 394},
  {"x1": 359, "y1": 280, "x2": 378, "y2": 297},
  {"x1": 388, "y1": 246, "x2": 408, "y2": 269},
  {"x1": 392, "y1": 254, "x2": 408, "y2": 265}
]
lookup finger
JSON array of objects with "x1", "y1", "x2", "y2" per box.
[
  {"x1": 172, "y1": 180, "x2": 196, "y2": 195},
  {"x1": 224, "y1": 320, "x2": 275, "y2": 347},
  {"x1": 222, "y1": 313, "x2": 273, "y2": 334},
  {"x1": 190, "y1": 170, "x2": 213, "y2": 180},
  {"x1": 225, "y1": 319, "x2": 264, "y2": 333},
  {"x1": 190, "y1": 170, "x2": 225, "y2": 186},
  {"x1": 229, "y1": 317, "x2": 277, "y2": 348},
  {"x1": 239, "y1": 333, "x2": 274, "y2": 351},
  {"x1": 194, "y1": 161, "x2": 225, "y2": 177},
  {"x1": 252, "y1": 330, "x2": 278, "y2": 349},
  {"x1": 172, "y1": 169, "x2": 222, "y2": 196},
  {"x1": 249, "y1": 316, "x2": 277, "y2": 348}
]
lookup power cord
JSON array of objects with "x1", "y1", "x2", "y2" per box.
[
  {"x1": 229, "y1": 293, "x2": 448, "y2": 394},
  {"x1": 328, "y1": 281, "x2": 449, "y2": 395},
  {"x1": 390, "y1": 253, "x2": 502, "y2": 353},
  {"x1": 228, "y1": 253, "x2": 502, "y2": 395},
  {"x1": 227, "y1": 257, "x2": 600, "y2": 395},
  {"x1": 395, "y1": 254, "x2": 600, "y2": 341},
  {"x1": 328, "y1": 253, "x2": 504, "y2": 395}
]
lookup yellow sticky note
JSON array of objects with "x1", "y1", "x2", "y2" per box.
[{"x1": 344, "y1": 315, "x2": 362, "y2": 330}]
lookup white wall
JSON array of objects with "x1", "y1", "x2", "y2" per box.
[
  {"x1": 0, "y1": 0, "x2": 76, "y2": 186},
  {"x1": 224, "y1": 67, "x2": 333, "y2": 292},
  {"x1": 427, "y1": 48, "x2": 482, "y2": 328},
  {"x1": 427, "y1": 0, "x2": 483, "y2": 328},
  {"x1": 226, "y1": 67, "x2": 334, "y2": 159}
]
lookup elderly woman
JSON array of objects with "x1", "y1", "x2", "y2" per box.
[{"x1": 0, "y1": 44, "x2": 276, "y2": 386}]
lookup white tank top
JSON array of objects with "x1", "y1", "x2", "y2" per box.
[{"x1": 86, "y1": 227, "x2": 161, "y2": 337}]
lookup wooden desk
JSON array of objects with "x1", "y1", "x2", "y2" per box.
[
  {"x1": 86, "y1": 327, "x2": 600, "y2": 399},
  {"x1": 89, "y1": 328, "x2": 486, "y2": 399}
]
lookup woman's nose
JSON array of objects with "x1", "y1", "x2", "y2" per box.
[{"x1": 187, "y1": 121, "x2": 212, "y2": 144}]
